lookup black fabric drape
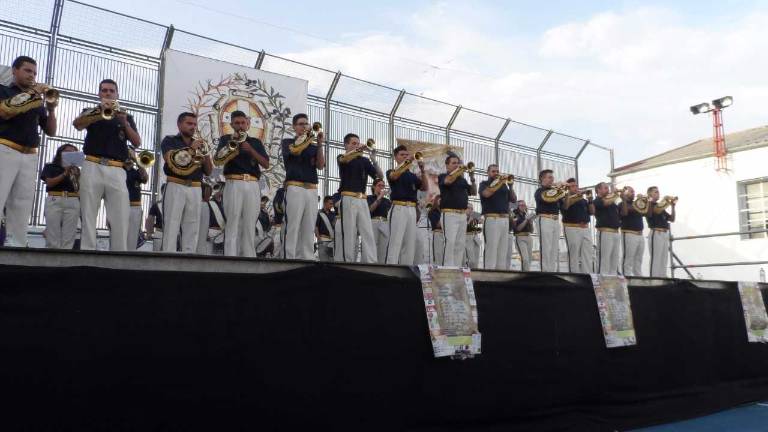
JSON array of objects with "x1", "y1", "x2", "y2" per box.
[{"x1": 0, "y1": 264, "x2": 766, "y2": 431}]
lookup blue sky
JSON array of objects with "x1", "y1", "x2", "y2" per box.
[{"x1": 74, "y1": 0, "x2": 768, "y2": 181}]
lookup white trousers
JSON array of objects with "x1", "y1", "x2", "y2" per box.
[
  {"x1": 339, "y1": 195, "x2": 376, "y2": 263},
  {"x1": 538, "y1": 217, "x2": 560, "y2": 272},
  {"x1": 126, "y1": 205, "x2": 143, "y2": 251},
  {"x1": 196, "y1": 202, "x2": 211, "y2": 255},
  {"x1": 563, "y1": 226, "x2": 593, "y2": 273},
  {"x1": 385, "y1": 205, "x2": 417, "y2": 265},
  {"x1": 431, "y1": 231, "x2": 445, "y2": 265},
  {"x1": 272, "y1": 225, "x2": 283, "y2": 258},
  {"x1": 371, "y1": 218, "x2": 389, "y2": 264},
  {"x1": 465, "y1": 233, "x2": 481, "y2": 268},
  {"x1": 162, "y1": 182, "x2": 201, "y2": 253},
  {"x1": 80, "y1": 160, "x2": 129, "y2": 251},
  {"x1": 622, "y1": 231, "x2": 644, "y2": 277},
  {"x1": 648, "y1": 230, "x2": 670, "y2": 278},
  {"x1": 597, "y1": 230, "x2": 620, "y2": 275},
  {"x1": 284, "y1": 185, "x2": 317, "y2": 260},
  {"x1": 44, "y1": 196, "x2": 80, "y2": 249},
  {"x1": 224, "y1": 180, "x2": 260, "y2": 257},
  {"x1": 440, "y1": 212, "x2": 466, "y2": 266},
  {"x1": 0, "y1": 146, "x2": 39, "y2": 246},
  {"x1": 514, "y1": 234, "x2": 534, "y2": 272},
  {"x1": 483, "y1": 216, "x2": 509, "y2": 270}
]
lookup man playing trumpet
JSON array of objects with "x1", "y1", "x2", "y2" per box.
[
  {"x1": 561, "y1": 178, "x2": 594, "y2": 273},
  {"x1": 159, "y1": 112, "x2": 212, "y2": 253},
  {"x1": 384, "y1": 145, "x2": 428, "y2": 265},
  {"x1": 620, "y1": 186, "x2": 646, "y2": 277},
  {"x1": 438, "y1": 155, "x2": 477, "y2": 266},
  {"x1": 593, "y1": 182, "x2": 622, "y2": 275},
  {"x1": 534, "y1": 169, "x2": 564, "y2": 272},
  {"x1": 647, "y1": 186, "x2": 676, "y2": 277},
  {"x1": 0, "y1": 55, "x2": 58, "y2": 246},
  {"x1": 479, "y1": 164, "x2": 516, "y2": 270},
  {"x1": 74, "y1": 78, "x2": 140, "y2": 251},
  {"x1": 215, "y1": 110, "x2": 269, "y2": 257}
]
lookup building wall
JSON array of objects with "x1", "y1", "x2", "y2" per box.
[{"x1": 614, "y1": 147, "x2": 768, "y2": 282}]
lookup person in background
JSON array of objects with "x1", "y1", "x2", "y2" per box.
[
  {"x1": 145, "y1": 184, "x2": 165, "y2": 252},
  {"x1": 196, "y1": 183, "x2": 213, "y2": 255},
  {"x1": 465, "y1": 204, "x2": 482, "y2": 268},
  {"x1": 315, "y1": 195, "x2": 336, "y2": 262},
  {"x1": 510, "y1": 200, "x2": 535, "y2": 271},
  {"x1": 40, "y1": 143, "x2": 79, "y2": 249},
  {"x1": 428, "y1": 194, "x2": 444, "y2": 265},
  {"x1": 367, "y1": 178, "x2": 391, "y2": 264},
  {"x1": 125, "y1": 147, "x2": 149, "y2": 251}
]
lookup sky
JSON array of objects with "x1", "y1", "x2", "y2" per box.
[{"x1": 45, "y1": 0, "x2": 768, "y2": 177}]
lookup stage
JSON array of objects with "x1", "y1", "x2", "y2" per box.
[{"x1": 1, "y1": 247, "x2": 767, "y2": 431}]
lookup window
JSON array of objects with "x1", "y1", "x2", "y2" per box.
[{"x1": 738, "y1": 178, "x2": 768, "y2": 239}]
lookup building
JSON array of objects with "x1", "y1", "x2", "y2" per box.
[{"x1": 610, "y1": 125, "x2": 768, "y2": 282}]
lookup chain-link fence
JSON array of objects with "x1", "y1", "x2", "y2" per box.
[{"x1": 1, "y1": 0, "x2": 613, "y2": 231}]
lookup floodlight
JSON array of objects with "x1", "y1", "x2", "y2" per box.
[
  {"x1": 690, "y1": 103, "x2": 711, "y2": 115},
  {"x1": 712, "y1": 96, "x2": 733, "y2": 109}
]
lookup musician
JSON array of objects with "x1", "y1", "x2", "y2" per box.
[
  {"x1": 560, "y1": 178, "x2": 594, "y2": 273},
  {"x1": 315, "y1": 195, "x2": 336, "y2": 262},
  {"x1": 593, "y1": 182, "x2": 621, "y2": 275},
  {"x1": 40, "y1": 144, "x2": 79, "y2": 249},
  {"x1": 337, "y1": 133, "x2": 383, "y2": 263},
  {"x1": 255, "y1": 195, "x2": 273, "y2": 257},
  {"x1": 385, "y1": 145, "x2": 427, "y2": 265},
  {"x1": 510, "y1": 200, "x2": 535, "y2": 271},
  {"x1": 465, "y1": 204, "x2": 482, "y2": 268},
  {"x1": 414, "y1": 192, "x2": 431, "y2": 265},
  {"x1": 159, "y1": 112, "x2": 212, "y2": 252},
  {"x1": 125, "y1": 149, "x2": 149, "y2": 251},
  {"x1": 199, "y1": 181, "x2": 226, "y2": 256},
  {"x1": 646, "y1": 186, "x2": 676, "y2": 277},
  {"x1": 0, "y1": 56, "x2": 57, "y2": 246},
  {"x1": 73, "y1": 78, "x2": 139, "y2": 251},
  {"x1": 145, "y1": 184, "x2": 165, "y2": 252},
  {"x1": 479, "y1": 164, "x2": 515, "y2": 270},
  {"x1": 196, "y1": 182, "x2": 213, "y2": 255},
  {"x1": 534, "y1": 169, "x2": 562, "y2": 272},
  {"x1": 282, "y1": 113, "x2": 325, "y2": 260},
  {"x1": 272, "y1": 185, "x2": 285, "y2": 258},
  {"x1": 620, "y1": 186, "x2": 645, "y2": 276},
  {"x1": 428, "y1": 194, "x2": 444, "y2": 265},
  {"x1": 367, "y1": 178, "x2": 391, "y2": 264},
  {"x1": 438, "y1": 155, "x2": 477, "y2": 266}
]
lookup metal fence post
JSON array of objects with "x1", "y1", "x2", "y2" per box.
[
  {"x1": 323, "y1": 72, "x2": 341, "y2": 195},
  {"x1": 536, "y1": 130, "x2": 554, "y2": 176},
  {"x1": 32, "y1": 0, "x2": 65, "y2": 226},
  {"x1": 254, "y1": 50, "x2": 265, "y2": 69},
  {"x1": 152, "y1": 25, "x2": 175, "y2": 199},
  {"x1": 494, "y1": 118, "x2": 511, "y2": 167},
  {"x1": 389, "y1": 90, "x2": 405, "y2": 166},
  {"x1": 574, "y1": 139, "x2": 590, "y2": 185},
  {"x1": 446, "y1": 105, "x2": 461, "y2": 145}
]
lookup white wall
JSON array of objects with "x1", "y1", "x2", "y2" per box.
[{"x1": 614, "y1": 148, "x2": 768, "y2": 282}]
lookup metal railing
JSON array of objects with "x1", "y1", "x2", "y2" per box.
[
  {"x1": 670, "y1": 228, "x2": 768, "y2": 278},
  {"x1": 1, "y1": 0, "x2": 613, "y2": 230}
]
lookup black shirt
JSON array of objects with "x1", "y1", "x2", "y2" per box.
[
  {"x1": 428, "y1": 208, "x2": 442, "y2": 230},
  {"x1": 338, "y1": 156, "x2": 376, "y2": 194},
  {"x1": 40, "y1": 163, "x2": 76, "y2": 193},
  {"x1": 282, "y1": 138, "x2": 318, "y2": 184},
  {"x1": 367, "y1": 195, "x2": 391, "y2": 218},
  {"x1": 316, "y1": 210, "x2": 336, "y2": 237},
  {"x1": 149, "y1": 202, "x2": 163, "y2": 230},
  {"x1": 219, "y1": 135, "x2": 268, "y2": 178},
  {"x1": 479, "y1": 179, "x2": 511, "y2": 214},
  {"x1": 534, "y1": 187, "x2": 560, "y2": 215},
  {"x1": 259, "y1": 209, "x2": 270, "y2": 232},
  {"x1": 387, "y1": 170, "x2": 422, "y2": 203},
  {"x1": 646, "y1": 205, "x2": 671, "y2": 229},
  {"x1": 0, "y1": 83, "x2": 48, "y2": 148},
  {"x1": 126, "y1": 168, "x2": 143, "y2": 202},
  {"x1": 438, "y1": 174, "x2": 471, "y2": 210},
  {"x1": 621, "y1": 201, "x2": 645, "y2": 232},
  {"x1": 82, "y1": 109, "x2": 136, "y2": 161},
  {"x1": 562, "y1": 198, "x2": 590, "y2": 224},
  {"x1": 273, "y1": 188, "x2": 285, "y2": 225},
  {"x1": 593, "y1": 197, "x2": 621, "y2": 229},
  {"x1": 512, "y1": 210, "x2": 534, "y2": 234},
  {"x1": 161, "y1": 134, "x2": 203, "y2": 181}
]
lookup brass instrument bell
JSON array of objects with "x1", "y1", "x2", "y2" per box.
[
  {"x1": 101, "y1": 100, "x2": 120, "y2": 120},
  {"x1": 43, "y1": 87, "x2": 59, "y2": 105},
  {"x1": 414, "y1": 151, "x2": 423, "y2": 161},
  {"x1": 138, "y1": 150, "x2": 155, "y2": 168},
  {"x1": 366, "y1": 138, "x2": 375, "y2": 149}
]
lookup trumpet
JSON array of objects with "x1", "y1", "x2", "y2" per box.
[
  {"x1": 654, "y1": 195, "x2": 678, "y2": 213},
  {"x1": 498, "y1": 174, "x2": 514, "y2": 183},
  {"x1": 101, "y1": 100, "x2": 122, "y2": 121},
  {"x1": 366, "y1": 138, "x2": 375, "y2": 149},
  {"x1": 288, "y1": 121, "x2": 322, "y2": 155},
  {"x1": 35, "y1": 84, "x2": 60, "y2": 105},
  {"x1": 456, "y1": 161, "x2": 475, "y2": 174},
  {"x1": 414, "y1": 151, "x2": 423, "y2": 161}
]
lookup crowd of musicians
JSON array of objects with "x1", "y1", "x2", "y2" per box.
[{"x1": 0, "y1": 55, "x2": 678, "y2": 277}]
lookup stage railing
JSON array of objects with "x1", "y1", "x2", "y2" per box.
[{"x1": 670, "y1": 228, "x2": 768, "y2": 279}]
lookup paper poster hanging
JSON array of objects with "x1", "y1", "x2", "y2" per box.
[
  {"x1": 737, "y1": 281, "x2": 768, "y2": 343},
  {"x1": 417, "y1": 265, "x2": 481, "y2": 359},
  {"x1": 590, "y1": 274, "x2": 637, "y2": 348}
]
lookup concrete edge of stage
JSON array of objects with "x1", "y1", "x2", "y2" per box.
[{"x1": 0, "y1": 246, "x2": 762, "y2": 290}]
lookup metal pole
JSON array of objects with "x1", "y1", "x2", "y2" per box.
[
  {"x1": 573, "y1": 140, "x2": 590, "y2": 185},
  {"x1": 608, "y1": 148, "x2": 615, "y2": 186},
  {"x1": 536, "y1": 130, "x2": 554, "y2": 177},
  {"x1": 494, "y1": 118, "x2": 511, "y2": 167},
  {"x1": 152, "y1": 25, "x2": 175, "y2": 199},
  {"x1": 33, "y1": 0, "x2": 65, "y2": 226},
  {"x1": 323, "y1": 72, "x2": 341, "y2": 196},
  {"x1": 254, "y1": 50, "x2": 265, "y2": 69},
  {"x1": 389, "y1": 90, "x2": 406, "y2": 168},
  {"x1": 669, "y1": 226, "x2": 676, "y2": 278},
  {"x1": 446, "y1": 105, "x2": 461, "y2": 145},
  {"x1": 670, "y1": 251, "x2": 696, "y2": 279}
]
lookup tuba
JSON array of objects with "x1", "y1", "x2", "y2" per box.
[{"x1": 213, "y1": 130, "x2": 246, "y2": 166}]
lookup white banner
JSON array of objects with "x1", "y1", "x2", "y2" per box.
[
  {"x1": 737, "y1": 281, "x2": 768, "y2": 343},
  {"x1": 591, "y1": 274, "x2": 637, "y2": 348},
  {"x1": 161, "y1": 49, "x2": 308, "y2": 196}
]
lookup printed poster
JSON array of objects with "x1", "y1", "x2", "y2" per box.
[
  {"x1": 737, "y1": 281, "x2": 768, "y2": 343},
  {"x1": 417, "y1": 265, "x2": 481, "y2": 358},
  {"x1": 590, "y1": 274, "x2": 637, "y2": 348}
]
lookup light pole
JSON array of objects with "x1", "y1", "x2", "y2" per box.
[{"x1": 690, "y1": 96, "x2": 733, "y2": 171}]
